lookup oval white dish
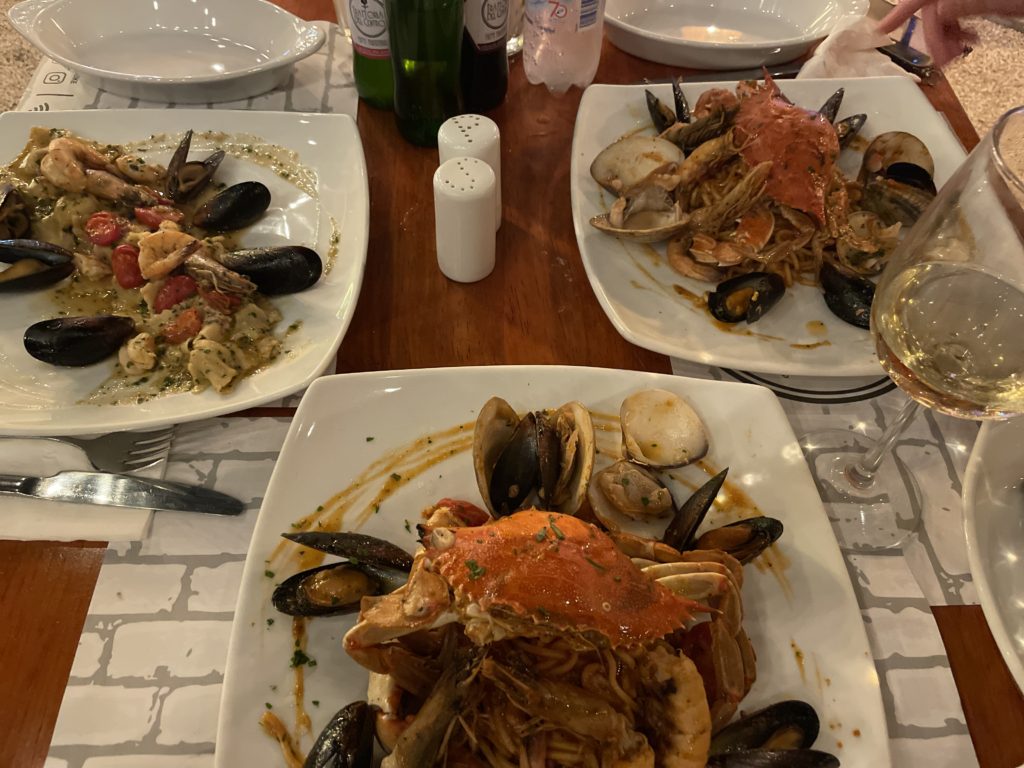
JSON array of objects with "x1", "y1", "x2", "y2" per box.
[
  {"x1": 604, "y1": 0, "x2": 868, "y2": 69},
  {"x1": 8, "y1": 0, "x2": 325, "y2": 103}
]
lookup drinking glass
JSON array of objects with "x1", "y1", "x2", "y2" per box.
[{"x1": 800, "y1": 105, "x2": 1024, "y2": 550}]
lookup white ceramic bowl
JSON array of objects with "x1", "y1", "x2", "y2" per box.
[
  {"x1": 8, "y1": 0, "x2": 325, "y2": 103},
  {"x1": 605, "y1": 0, "x2": 868, "y2": 69}
]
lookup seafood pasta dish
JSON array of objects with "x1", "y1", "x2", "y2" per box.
[
  {"x1": 262, "y1": 390, "x2": 841, "y2": 768},
  {"x1": 0, "y1": 127, "x2": 322, "y2": 399},
  {"x1": 589, "y1": 76, "x2": 937, "y2": 328}
]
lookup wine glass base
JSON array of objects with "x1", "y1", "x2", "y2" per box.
[{"x1": 798, "y1": 429, "x2": 923, "y2": 551}]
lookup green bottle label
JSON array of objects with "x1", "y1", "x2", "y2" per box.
[
  {"x1": 465, "y1": 0, "x2": 508, "y2": 52},
  {"x1": 349, "y1": 0, "x2": 390, "y2": 59}
]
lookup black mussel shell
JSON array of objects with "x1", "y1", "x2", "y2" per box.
[
  {"x1": 662, "y1": 467, "x2": 728, "y2": 551},
  {"x1": 193, "y1": 181, "x2": 271, "y2": 232},
  {"x1": 820, "y1": 263, "x2": 874, "y2": 330},
  {"x1": 817, "y1": 87, "x2": 844, "y2": 124},
  {"x1": 0, "y1": 239, "x2": 75, "y2": 292},
  {"x1": 884, "y1": 161, "x2": 937, "y2": 195},
  {"x1": 0, "y1": 184, "x2": 31, "y2": 240},
  {"x1": 861, "y1": 175, "x2": 934, "y2": 227},
  {"x1": 834, "y1": 113, "x2": 867, "y2": 149},
  {"x1": 218, "y1": 246, "x2": 322, "y2": 295},
  {"x1": 646, "y1": 90, "x2": 677, "y2": 134},
  {"x1": 24, "y1": 315, "x2": 135, "y2": 367},
  {"x1": 272, "y1": 561, "x2": 407, "y2": 617},
  {"x1": 282, "y1": 531, "x2": 413, "y2": 571},
  {"x1": 672, "y1": 76, "x2": 691, "y2": 124},
  {"x1": 166, "y1": 129, "x2": 226, "y2": 202},
  {"x1": 707, "y1": 750, "x2": 839, "y2": 768},
  {"x1": 708, "y1": 272, "x2": 786, "y2": 324},
  {"x1": 536, "y1": 411, "x2": 561, "y2": 510},
  {"x1": 304, "y1": 700, "x2": 375, "y2": 768},
  {"x1": 695, "y1": 516, "x2": 783, "y2": 564},
  {"x1": 711, "y1": 700, "x2": 820, "y2": 754},
  {"x1": 489, "y1": 411, "x2": 540, "y2": 517}
]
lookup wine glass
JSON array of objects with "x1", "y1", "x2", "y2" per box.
[{"x1": 800, "y1": 105, "x2": 1024, "y2": 550}]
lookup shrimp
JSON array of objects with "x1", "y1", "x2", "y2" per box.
[
  {"x1": 83, "y1": 169, "x2": 159, "y2": 206},
  {"x1": 138, "y1": 229, "x2": 201, "y2": 279},
  {"x1": 639, "y1": 645, "x2": 711, "y2": 768},
  {"x1": 39, "y1": 136, "x2": 118, "y2": 193},
  {"x1": 115, "y1": 155, "x2": 166, "y2": 187},
  {"x1": 118, "y1": 332, "x2": 157, "y2": 374}
]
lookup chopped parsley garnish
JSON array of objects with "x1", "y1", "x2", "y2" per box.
[
  {"x1": 548, "y1": 517, "x2": 565, "y2": 540},
  {"x1": 390, "y1": 473, "x2": 402, "y2": 482},
  {"x1": 265, "y1": 702, "x2": 272, "y2": 709},
  {"x1": 640, "y1": 496, "x2": 650, "y2": 507},
  {"x1": 584, "y1": 556, "x2": 607, "y2": 572},
  {"x1": 264, "y1": 570, "x2": 274, "y2": 578},
  {"x1": 290, "y1": 649, "x2": 315, "y2": 668},
  {"x1": 366, "y1": 436, "x2": 375, "y2": 442},
  {"x1": 266, "y1": 618, "x2": 274, "y2": 627},
  {"x1": 404, "y1": 520, "x2": 412, "y2": 533},
  {"x1": 466, "y1": 560, "x2": 486, "y2": 580},
  {"x1": 534, "y1": 528, "x2": 548, "y2": 542}
]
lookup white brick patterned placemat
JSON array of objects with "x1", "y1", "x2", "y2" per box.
[{"x1": 17, "y1": 22, "x2": 982, "y2": 767}]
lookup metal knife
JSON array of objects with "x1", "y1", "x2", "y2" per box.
[
  {"x1": 639, "y1": 62, "x2": 804, "y2": 86},
  {"x1": 0, "y1": 471, "x2": 245, "y2": 515}
]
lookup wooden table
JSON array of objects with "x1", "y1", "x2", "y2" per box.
[{"x1": 2, "y1": 5, "x2": 1023, "y2": 766}]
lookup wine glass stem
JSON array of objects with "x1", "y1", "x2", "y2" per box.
[{"x1": 845, "y1": 399, "x2": 922, "y2": 490}]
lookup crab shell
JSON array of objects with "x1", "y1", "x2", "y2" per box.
[{"x1": 424, "y1": 509, "x2": 698, "y2": 647}]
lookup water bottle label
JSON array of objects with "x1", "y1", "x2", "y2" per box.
[
  {"x1": 579, "y1": 0, "x2": 598, "y2": 28},
  {"x1": 465, "y1": 0, "x2": 508, "y2": 51},
  {"x1": 349, "y1": 0, "x2": 390, "y2": 59}
]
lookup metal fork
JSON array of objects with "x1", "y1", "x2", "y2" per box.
[{"x1": 20, "y1": 428, "x2": 176, "y2": 473}]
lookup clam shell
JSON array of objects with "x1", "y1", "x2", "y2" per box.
[
  {"x1": 589, "y1": 210, "x2": 690, "y2": 244},
  {"x1": 550, "y1": 400, "x2": 595, "y2": 515},
  {"x1": 858, "y1": 131, "x2": 935, "y2": 183},
  {"x1": 472, "y1": 396, "x2": 520, "y2": 517},
  {"x1": 620, "y1": 389, "x2": 708, "y2": 469},
  {"x1": 589, "y1": 135, "x2": 684, "y2": 194},
  {"x1": 587, "y1": 460, "x2": 674, "y2": 529}
]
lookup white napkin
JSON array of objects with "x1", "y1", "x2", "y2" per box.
[
  {"x1": 0, "y1": 438, "x2": 162, "y2": 542},
  {"x1": 798, "y1": 16, "x2": 920, "y2": 81}
]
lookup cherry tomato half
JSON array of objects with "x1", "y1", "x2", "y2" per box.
[
  {"x1": 153, "y1": 274, "x2": 198, "y2": 313},
  {"x1": 199, "y1": 286, "x2": 242, "y2": 314},
  {"x1": 110, "y1": 243, "x2": 144, "y2": 289},
  {"x1": 161, "y1": 307, "x2": 203, "y2": 344},
  {"x1": 84, "y1": 211, "x2": 125, "y2": 246},
  {"x1": 134, "y1": 205, "x2": 185, "y2": 230}
]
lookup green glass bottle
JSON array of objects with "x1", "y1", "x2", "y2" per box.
[
  {"x1": 384, "y1": 0, "x2": 464, "y2": 147},
  {"x1": 348, "y1": 0, "x2": 394, "y2": 109}
]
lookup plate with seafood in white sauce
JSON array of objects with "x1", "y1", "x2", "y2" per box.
[
  {"x1": 571, "y1": 76, "x2": 967, "y2": 377},
  {"x1": 216, "y1": 365, "x2": 890, "y2": 767},
  {"x1": 0, "y1": 109, "x2": 368, "y2": 435}
]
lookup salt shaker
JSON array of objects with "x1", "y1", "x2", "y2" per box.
[
  {"x1": 437, "y1": 115, "x2": 502, "y2": 230},
  {"x1": 433, "y1": 157, "x2": 497, "y2": 283}
]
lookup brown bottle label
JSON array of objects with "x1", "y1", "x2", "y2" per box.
[
  {"x1": 465, "y1": 0, "x2": 508, "y2": 52},
  {"x1": 349, "y1": 0, "x2": 389, "y2": 58}
]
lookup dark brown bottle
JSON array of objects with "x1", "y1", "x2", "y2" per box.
[{"x1": 460, "y1": 0, "x2": 509, "y2": 113}]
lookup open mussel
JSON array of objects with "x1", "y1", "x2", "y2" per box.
[
  {"x1": 662, "y1": 467, "x2": 728, "y2": 551},
  {"x1": 858, "y1": 131, "x2": 937, "y2": 226},
  {"x1": 834, "y1": 114, "x2": 867, "y2": 149},
  {"x1": 712, "y1": 700, "x2": 821, "y2": 753},
  {"x1": 646, "y1": 90, "x2": 677, "y2": 134},
  {"x1": 166, "y1": 129, "x2": 225, "y2": 202},
  {"x1": 272, "y1": 561, "x2": 406, "y2": 617},
  {"x1": 193, "y1": 181, "x2": 271, "y2": 232},
  {"x1": 0, "y1": 184, "x2": 31, "y2": 240},
  {"x1": 218, "y1": 246, "x2": 322, "y2": 295},
  {"x1": 0, "y1": 239, "x2": 74, "y2": 292},
  {"x1": 621, "y1": 388, "x2": 708, "y2": 469},
  {"x1": 695, "y1": 516, "x2": 783, "y2": 564},
  {"x1": 817, "y1": 87, "x2": 844, "y2": 124},
  {"x1": 304, "y1": 700, "x2": 374, "y2": 768},
  {"x1": 708, "y1": 272, "x2": 786, "y2": 324},
  {"x1": 273, "y1": 531, "x2": 412, "y2": 617},
  {"x1": 473, "y1": 396, "x2": 594, "y2": 517},
  {"x1": 24, "y1": 315, "x2": 135, "y2": 366},
  {"x1": 820, "y1": 263, "x2": 875, "y2": 329}
]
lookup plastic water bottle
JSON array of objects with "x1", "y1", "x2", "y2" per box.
[{"x1": 523, "y1": 0, "x2": 607, "y2": 94}]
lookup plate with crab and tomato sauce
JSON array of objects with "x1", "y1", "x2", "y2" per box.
[
  {"x1": 0, "y1": 109, "x2": 368, "y2": 436},
  {"x1": 217, "y1": 366, "x2": 890, "y2": 767},
  {"x1": 571, "y1": 76, "x2": 967, "y2": 377}
]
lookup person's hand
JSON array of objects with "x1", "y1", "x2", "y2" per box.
[{"x1": 878, "y1": 0, "x2": 1024, "y2": 67}]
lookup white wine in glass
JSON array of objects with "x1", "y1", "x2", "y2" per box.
[{"x1": 801, "y1": 104, "x2": 1024, "y2": 550}]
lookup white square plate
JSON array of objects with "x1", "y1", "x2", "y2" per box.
[
  {"x1": 571, "y1": 77, "x2": 967, "y2": 377},
  {"x1": 0, "y1": 110, "x2": 368, "y2": 435},
  {"x1": 217, "y1": 366, "x2": 890, "y2": 767}
]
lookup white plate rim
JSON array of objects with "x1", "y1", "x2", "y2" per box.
[
  {"x1": 604, "y1": 0, "x2": 869, "y2": 52},
  {"x1": 8, "y1": 0, "x2": 326, "y2": 85},
  {"x1": 215, "y1": 364, "x2": 892, "y2": 767},
  {"x1": 962, "y1": 418, "x2": 1024, "y2": 694},
  {"x1": 0, "y1": 109, "x2": 369, "y2": 436}
]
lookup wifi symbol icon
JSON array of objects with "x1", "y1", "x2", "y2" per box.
[{"x1": 29, "y1": 103, "x2": 50, "y2": 112}]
